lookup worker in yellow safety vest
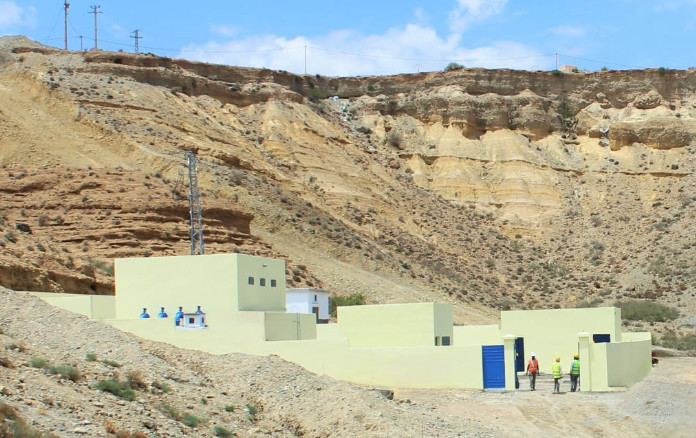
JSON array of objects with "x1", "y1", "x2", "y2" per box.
[
  {"x1": 552, "y1": 356, "x2": 563, "y2": 393},
  {"x1": 570, "y1": 353, "x2": 580, "y2": 392}
]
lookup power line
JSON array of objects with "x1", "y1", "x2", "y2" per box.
[{"x1": 555, "y1": 53, "x2": 646, "y2": 70}]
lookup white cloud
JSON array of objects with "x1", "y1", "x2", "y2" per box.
[
  {"x1": 0, "y1": 1, "x2": 36, "y2": 29},
  {"x1": 210, "y1": 25, "x2": 241, "y2": 37},
  {"x1": 176, "y1": 1, "x2": 548, "y2": 76},
  {"x1": 449, "y1": 0, "x2": 507, "y2": 34},
  {"x1": 550, "y1": 26, "x2": 586, "y2": 37},
  {"x1": 178, "y1": 23, "x2": 546, "y2": 76}
]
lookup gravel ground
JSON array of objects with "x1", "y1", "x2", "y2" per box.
[{"x1": 1, "y1": 288, "x2": 694, "y2": 437}]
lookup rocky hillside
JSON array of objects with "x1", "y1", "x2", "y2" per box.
[{"x1": 1, "y1": 36, "x2": 696, "y2": 334}]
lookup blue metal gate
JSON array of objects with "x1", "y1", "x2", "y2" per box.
[{"x1": 482, "y1": 345, "x2": 505, "y2": 389}]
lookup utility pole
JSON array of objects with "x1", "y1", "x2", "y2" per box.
[
  {"x1": 184, "y1": 151, "x2": 205, "y2": 255},
  {"x1": 79, "y1": 35, "x2": 84, "y2": 51},
  {"x1": 555, "y1": 52, "x2": 558, "y2": 70},
  {"x1": 130, "y1": 29, "x2": 142, "y2": 53},
  {"x1": 64, "y1": 1, "x2": 69, "y2": 50},
  {"x1": 89, "y1": 5, "x2": 102, "y2": 50}
]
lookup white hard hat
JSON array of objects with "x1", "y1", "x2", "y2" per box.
[{"x1": 531, "y1": 352, "x2": 536, "y2": 356}]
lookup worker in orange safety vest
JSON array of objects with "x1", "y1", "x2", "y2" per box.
[{"x1": 525, "y1": 352, "x2": 539, "y2": 391}]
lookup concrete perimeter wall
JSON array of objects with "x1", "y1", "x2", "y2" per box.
[
  {"x1": 28, "y1": 292, "x2": 115, "y2": 320},
  {"x1": 502, "y1": 307, "x2": 621, "y2": 368},
  {"x1": 606, "y1": 339, "x2": 652, "y2": 388},
  {"x1": 338, "y1": 303, "x2": 452, "y2": 347},
  {"x1": 454, "y1": 324, "x2": 501, "y2": 346},
  {"x1": 266, "y1": 340, "x2": 484, "y2": 389}
]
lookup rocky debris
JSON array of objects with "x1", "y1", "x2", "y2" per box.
[
  {"x1": 0, "y1": 167, "x2": 320, "y2": 294},
  {"x1": 633, "y1": 90, "x2": 663, "y2": 109},
  {"x1": 0, "y1": 288, "x2": 495, "y2": 437}
]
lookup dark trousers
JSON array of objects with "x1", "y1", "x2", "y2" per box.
[
  {"x1": 554, "y1": 377, "x2": 561, "y2": 393},
  {"x1": 528, "y1": 372, "x2": 537, "y2": 390},
  {"x1": 570, "y1": 374, "x2": 579, "y2": 392}
]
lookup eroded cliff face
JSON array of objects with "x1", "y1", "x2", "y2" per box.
[{"x1": 2, "y1": 38, "x2": 696, "y2": 330}]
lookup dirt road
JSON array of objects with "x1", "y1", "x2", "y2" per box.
[{"x1": 395, "y1": 357, "x2": 696, "y2": 438}]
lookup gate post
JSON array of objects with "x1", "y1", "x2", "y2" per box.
[
  {"x1": 578, "y1": 331, "x2": 591, "y2": 391},
  {"x1": 503, "y1": 335, "x2": 517, "y2": 391}
]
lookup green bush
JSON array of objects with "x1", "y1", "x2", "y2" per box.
[
  {"x1": 615, "y1": 299, "x2": 679, "y2": 322},
  {"x1": 444, "y1": 62, "x2": 464, "y2": 71},
  {"x1": 659, "y1": 332, "x2": 696, "y2": 350},
  {"x1": 30, "y1": 357, "x2": 48, "y2": 369},
  {"x1": 94, "y1": 378, "x2": 136, "y2": 401},
  {"x1": 245, "y1": 404, "x2": 258, "y2": 422},
  {"x1": 214, "y1": 425, "x2": 233, "y2": 437},
  {"x1": 330, "y1": 293, "x2": 366, "y2": 317},
  {"x1": 224, "y1": 405, "x2": 235, "y2": 412},
  {"x1": 162, "y1": 404, "x2": 180, "y2": 420},
  {"x1": 101, "y1": 359, "x2": 121, "y2": 368},
  {"x1": 85, "y1": 353, "x2": 98, "y2": 362},
  {"x1": 181, "y1": 413, "x2": 203, "y2": 428},
  {"x1": 151, "y1": 381, "x2": 170, "y2": 393},
  {"x1": 47, "y1": 365, "x2": 81, "y2": 382}
]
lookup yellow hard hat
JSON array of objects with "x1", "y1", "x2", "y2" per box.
[
  {"x1": 555, "y1": 356, "x2": 560, "y2": 361},
  {"x1": 574, "y1": 353, "x2": 579, "y2": 359}
]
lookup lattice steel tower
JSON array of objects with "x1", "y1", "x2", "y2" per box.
[{"x1": 184, "y1": 151, "x2": 205, "y2": 255}]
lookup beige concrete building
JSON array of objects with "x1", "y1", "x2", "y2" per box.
[{"x1": 32, "y1": 253, "x2": 653, "y2": 391}]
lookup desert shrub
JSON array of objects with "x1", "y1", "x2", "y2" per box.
[
  {"x1": 30, "y1": 357, "x2": 48, "y2": 369},
  {"x1": 214, "y1": 426, "x2": 233, "y2": 437},
  {"x1": 0, "y1": 402, "x2": 54, "y2": 437},
  {"x1": 330, "y1": 293, "x2": 366, "y2": 317},
  {"x1": 101, "y1": 359, "x2": 121, "y2": 368},
  {"x1": 126, "y1": 370, "x2": 147, "y2": 390},
  {"x1": 387, "y1": 132, "x2": 403, "y2": 149},
  {"x1": 47, "y1": 365, "x2": 81, "y2": 382},
  {"x1": 444, "y1": 62, "x2": 464, "y2": 71},
  {"x1": 181, "y1": 413, "x2": 203, "y2": 428},
  {"x1": 94, "y1": 378, "x2": 136, "y2": 401},
  {"x1": 245, "y1": 405, "x2": 258, "y2": 422},
  {"x1": 224, "y1": 405, "x2": 235, "y2": 412},
  {"x1": 615, "y1": 299, "x2": 679, "y2": 322},
  {"x1": 658, "y1": 67, "x2": 667, "y2": 76},
  {"x1": 85, "y1": 353, "x2": 98, "y2": 361},
  {"x1": 150, "y1": 381, "x2": 170, "y2": 393},
  {"x1": 661, "y1": 332, "x2": 696, "y2": 350},
  {"x1": 4, "y1": 230, "x2": 16, "y2": 243},
  {"x1": 551, "y1": 69, "x2": 563, "y2": 76},
  {"x1": 161, "y1": 404, "x2": 180, "y2": 420}
]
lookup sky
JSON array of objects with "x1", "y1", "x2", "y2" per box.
[{"x1": 3, "y1": 0, "x2": 696, "y2": 76}]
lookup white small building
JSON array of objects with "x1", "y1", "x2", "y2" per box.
[
  {"x1": 176, "y1": 312, "x2": 207, "y2": 329},
  {"x1": 286, "y1": 288, "x2": 330, "y2": 323}
]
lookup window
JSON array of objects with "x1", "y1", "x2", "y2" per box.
[
  {"x1": 248, "y1": 276, "x2": 254, "y2": 285},
  {"x1": 314, "y1": 295, "x2": 318, "y2": 302},
  {"x1": 260, "y1": 278, "x2": 266, "y2": 287},
  {"x1": 188, "y1": 317, "x2": 194, "y2": 324},
  {"x1": 441, "y1": 336, "x2": 451, "y2": 346},
  {"x1": 270, "y1": 279, "x2": 277, "y2": 287}
]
